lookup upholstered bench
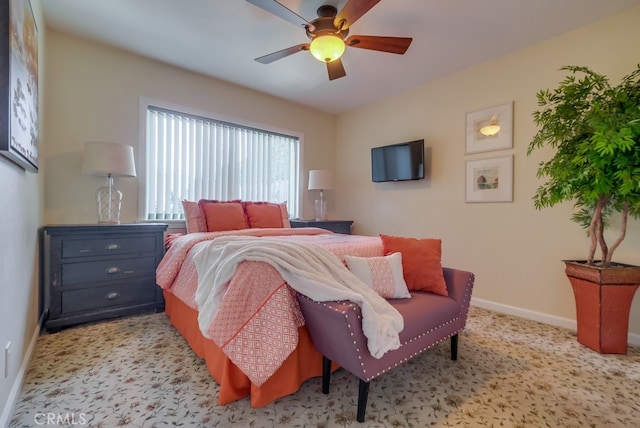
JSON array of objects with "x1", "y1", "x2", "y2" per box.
[{"x1": 296, "y1": 267, "x2": 475, "y2": 422}]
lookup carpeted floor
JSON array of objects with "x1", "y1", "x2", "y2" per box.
[{"x1": 9, "y1": 306, "x2": 640, "y2": 427}]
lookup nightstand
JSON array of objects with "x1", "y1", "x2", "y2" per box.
[
  {"x1": 290, "y1": 219, "x2": 353, "y2": 234},
  {"x1": 41, "y1": 223, "x2": 168, "y2": 331}
]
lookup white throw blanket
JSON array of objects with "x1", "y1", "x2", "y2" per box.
[{"x1": 192, "y1": 236, "x2": 404, "y2": 359}]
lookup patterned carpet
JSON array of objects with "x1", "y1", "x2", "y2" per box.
[{"x1": 9, "y1": 306, "x2": 640, "y2": 427}]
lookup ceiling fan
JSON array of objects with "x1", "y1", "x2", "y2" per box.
[{"x1": 246, "y1": 0, "x2": 413, "y2": 80}]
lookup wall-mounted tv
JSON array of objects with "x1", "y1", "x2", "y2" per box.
[{"x1": 371, "y1": 139, "x2": 425, "y2": 182}]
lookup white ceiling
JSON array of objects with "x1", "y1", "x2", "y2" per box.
[{"x1": 41, "y1": 0, "x2": 640, "y2": 114}]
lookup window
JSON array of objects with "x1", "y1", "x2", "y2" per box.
[{"x1": 142, "y1": 104, "x2": 300, "y2": 220}]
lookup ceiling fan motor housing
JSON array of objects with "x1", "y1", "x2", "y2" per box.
[{"x1": 306, "y1": 5, "x2": 349, "y2": 41}]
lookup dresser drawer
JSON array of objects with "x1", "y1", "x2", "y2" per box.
[
  {"x1": 62, "y1": 236, "x2": 155, "y2": 259},
  {"x1": 62, "y1": 256, "x2": 156, "y2": 285},
  {"x1": 62, "y1": 282, "x2": 156, "y2": 313}
]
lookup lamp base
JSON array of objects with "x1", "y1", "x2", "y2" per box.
[
  {"x1": 96, "y1": 176, "x2": 122, "y2": 224},
  {"x1": 314, "y1": 199, "x2": 327, "y2": 221}
]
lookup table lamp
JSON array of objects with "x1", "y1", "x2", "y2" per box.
[
  {"x1": 82, "y1": 141, "x2": 137, "y2": 224},
  {"x1": 308, "y1": 169, "x2": 333, "y2": 221}
]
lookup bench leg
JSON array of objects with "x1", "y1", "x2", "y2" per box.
[
  {"x1": 451, "y1": 334, "x2": 458, "y2": 361},
  {"x1": 357, "y1": 379, "x2": 370, "y2": 423},
  {"x1": 322, "y1": 356, "x2": 331, "y2": 394}
]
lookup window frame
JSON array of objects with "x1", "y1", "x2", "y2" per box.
[{"x1": 137, "y1": 97, "x2": 304, "y2": 223}]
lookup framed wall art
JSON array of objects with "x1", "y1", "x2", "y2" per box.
[
  {"x1": 465, "y1": 102, "x2": 513, "y2": 154},
  {"x1": 0, "y1": 0, "x2": 38, "y2": 172},
  {"x1": 465, "y1": 155, "x2": 513, "y2": 203}
]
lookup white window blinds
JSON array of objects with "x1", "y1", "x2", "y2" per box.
[{"x1": 144, "y1": 106, "x2": 300, "y2": 220}]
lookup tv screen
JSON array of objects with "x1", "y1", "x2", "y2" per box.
[{"x1": 371, "y1": 139, "x2": 425, "y2": 182}]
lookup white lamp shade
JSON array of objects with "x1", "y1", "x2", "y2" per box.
[
  {"x1": 308, "y1": 170, "x2": 333, "y2": 190},
  {"x1": 82, "y1": 141, "x2": 137, "y2": 177}
]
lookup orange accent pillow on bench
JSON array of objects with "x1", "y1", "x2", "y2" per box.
[{"x1": 380, "y1": 234, "x2": 448, "y2": 296}]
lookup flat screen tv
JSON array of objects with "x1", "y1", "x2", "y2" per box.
[{"x1": 371, "y1": 139, "x2": 425, "y2": 182}]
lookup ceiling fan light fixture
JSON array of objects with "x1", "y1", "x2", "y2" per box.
[
  {"x1": 479, "y1": 114, "x2": 501, "y2": 136},
  {"x1": 310, "y1": 35, "x2": 346, "y2": 63}
]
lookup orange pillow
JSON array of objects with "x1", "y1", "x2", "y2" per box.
[
  {"x1": 244, "y1": 202, "x2": 291, "y2": 228},
  {"x1": 182, "y1": 200, "x2": 207, "y2": 233},
  {"x1": 380, "y1": 234, "x2": 448, "y2": 296},
  {"x1": 244, "y1": 202, "x2": 282, "y2": 228},
  {"x1": 198, "y1": 199, "x2": 248, "y2": 232}
]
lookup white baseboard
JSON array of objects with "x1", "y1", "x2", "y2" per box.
[
  {"x1": 0, "y1": 321, "x2": 41, "y2": 428},
  {"x1": 471, "y1": 297, "x2": 640, "y2": 347}
]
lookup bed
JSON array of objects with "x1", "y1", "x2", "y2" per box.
[{"x1": 156, "y1": 226, "x2": 387, "y2": 407}]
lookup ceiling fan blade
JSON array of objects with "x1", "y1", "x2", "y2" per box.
[
  {"x1": 345, "y1": 35, "x2": 412, "y2": 54},
  {"x1": 334, "y1": 0, "x2": 381, "y2": 30},
  {"x1": 327, "y1": 59, "x2": 347, "y2": 81},
  {"x1": 255, "y1": 44, "x2": 309, "y2": 64},
  {"x1": 246, "y1": 0, "x2": 310, "y2": 29}
]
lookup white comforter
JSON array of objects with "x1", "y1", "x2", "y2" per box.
[{"x1": 192, "y1": 235, "x2": 404, "y2": 359}]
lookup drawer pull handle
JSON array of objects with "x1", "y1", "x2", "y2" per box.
[
  {"x1": 105, "y1": 243, "x2": 121, "y2": 250},
  {"x1": 105, "y1": 267, "x2": 121, "y2": 274},
  {"x1": 123, "y1": 270, "x2": 135, "y2": 274},
  {"x1": 105, "y1": 292, "x2": 120, "y2": 300},
  {"x1": 79, "y1": 249, "x2": 92, "y2": 253}
]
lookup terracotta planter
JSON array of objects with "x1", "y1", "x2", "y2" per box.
[{"x1": 564, "y1": 260, "x2": 640, "y2": 354}]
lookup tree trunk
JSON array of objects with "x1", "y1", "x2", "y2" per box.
[
  {"x1": 606, "y1": 202, "x2": 628, "y2": 266},
  {"x1": 588, "y1": 196, "x2": 608, "y2": 265}
]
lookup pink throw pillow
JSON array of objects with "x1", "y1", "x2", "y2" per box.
[
  {"x1": 182, "y1": 200, "x2": 206, "y2": 233},
  {"x1": 344, "y1": 253, "x2": 411, "y2": 299}
]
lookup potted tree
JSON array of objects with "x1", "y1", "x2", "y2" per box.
[{"x1": 527, "y1": 64, "x2": 640, "y2": 353}]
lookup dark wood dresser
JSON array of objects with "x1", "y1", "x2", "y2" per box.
[
  {"x1": 41, "y1": 223, "x2": 168, "y2": 331},
  {"x1": 289, "y1": 219, "x2": 353, "y2": 234}
]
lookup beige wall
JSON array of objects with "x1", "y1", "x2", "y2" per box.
[
  {"x1": 0, "y1": 0, "x2": 45, "y2": 423},
  {"x1": 335, "y1": 7, "x2": 640, "y2": 333},
  {"x1": 43, "y1": 30, "x2": 337, "y2": 225}
]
